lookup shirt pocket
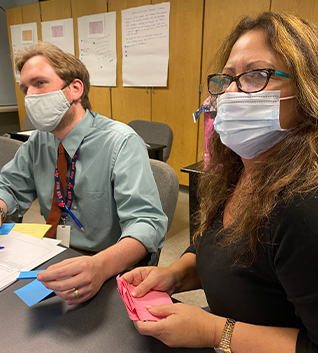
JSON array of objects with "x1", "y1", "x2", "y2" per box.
[{"x1": 81, "y1": 190, "x2": 110, "y2": 229}]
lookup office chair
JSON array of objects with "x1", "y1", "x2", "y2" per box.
[
  {"x1": 128, "y1": 120, "x2": 173, "y2": 162},
  {"x1": 137, "y1": 159, "x2": 179, "y2": 266},
  {"x1": 149, "y1": 159, "x2": 179, "y2": 232},
  {"x1": 0, "y1": 136, "x2": 24, "y2": 223}
]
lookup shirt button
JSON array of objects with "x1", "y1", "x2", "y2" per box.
[{"x1": 73, "y1": 206, "x2": 77, "y2": 210}]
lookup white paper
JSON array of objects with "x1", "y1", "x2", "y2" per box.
[
  {"x1": 121, "y1": 2, "x2": 170, "y2": 87},
  {"x1": 78, "y1": 12, "x2": 117, "y2": 86},
  {"x1": 17, "y1": 130, "x2": 35, "y2": 136},
  {"x1": 10, "y1": 23, "x2": 39, "y2": 83},
  {"x1": 0, "y1": 231, "x2": 66, "y2": 291},
  {"x1": 41, "y1": 18, "x2": 75, "y2": 55}
]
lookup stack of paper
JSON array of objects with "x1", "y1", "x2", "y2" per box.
[
  {"x1": 0, "y1": 231, "x2": 65, "y2": 291},
  {"x1": 116, "y1": 275, "x2": 172, "y2": 321}
]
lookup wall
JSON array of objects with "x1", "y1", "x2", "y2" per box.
[{"x1": 5, "y1": 0, "x2": 318, "y2": 184}]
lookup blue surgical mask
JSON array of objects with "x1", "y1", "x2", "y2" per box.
[
  {"x1": 213, "y1": 90, "x2": 294, "y2": 159},
  {"x1": 25, "y1": 86, "x2": 72, "y2": 132}
]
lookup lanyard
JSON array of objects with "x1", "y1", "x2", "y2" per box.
[{"x1": 54, "y1": 143, "x2": 84, "y2": 232}]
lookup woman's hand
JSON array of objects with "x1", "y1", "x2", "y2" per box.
[
  {"x1": 134, "y1": 303, "x2": 217, "y2": 348},
  {"x1": 121, "y1": 266, "x2": 178, "y2": 297},
  {"x1": 37, "y1": 255, "x2": 105, "y2": 305}
]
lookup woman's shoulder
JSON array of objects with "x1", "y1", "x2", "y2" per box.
[{"x1": 269, "y1": 188, "x2": 318, "y2": 247}]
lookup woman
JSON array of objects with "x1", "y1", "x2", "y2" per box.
[{"x1": 121, "y1": 12, "x2": 318, "y2": 352}]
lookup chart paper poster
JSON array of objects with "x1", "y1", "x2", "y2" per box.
[
  {"x1": 78, "y1": 12, "x2": 117, "y2": 86},
  {"x1": 121, "y1": 2, "x2": 170, "y2": 87},
  {"x1": 41, "y1": 18, "x2": 75, "y2": 55},
  {"x1": 10, "y1": 23, "x2": 38, "y2": 82}
]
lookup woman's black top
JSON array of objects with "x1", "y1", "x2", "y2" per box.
[{"x1": 185, "y1": 190, "x2": 318, "y2": 352}]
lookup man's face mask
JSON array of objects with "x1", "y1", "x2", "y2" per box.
[{"x1": 24, "y1": 84, "x2": 73, "y2": 132}]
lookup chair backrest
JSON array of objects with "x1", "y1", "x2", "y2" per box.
[
  {"x1": 128, "y1": 120, "x2": 173, "y2": 162},
  {"x1": 0, "y1": 136, "x2": 23, "y2": 169},
  {"x1": 149, "y1": 159, "x2": 179, "y2": 232},
  {"x1": 0, "y1": 137, "x2": 24, "y2": 223}
]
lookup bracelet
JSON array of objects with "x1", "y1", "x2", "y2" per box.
[
  {"x1": 0, "y1": 207, "x2": 7, "y2": 224},
  {"x1": 214, "y1": 318, "x2": 236, "y2": 353}
]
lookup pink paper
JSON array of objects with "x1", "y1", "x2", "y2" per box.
[{"x1": 116, "y1": 275, "x2": 172, "y2": 321}]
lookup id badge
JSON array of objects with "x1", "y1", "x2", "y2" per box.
[{"x1": 56, "y1": 225, "x2": 71, "y2": 247}]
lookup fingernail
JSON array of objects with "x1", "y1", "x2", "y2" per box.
[
  {"x1": 131, "y1": 289, "x2": 140, "y2": 297},
  {"x1": 145, "y1": 305, "x2": 153, "y2": 309}
]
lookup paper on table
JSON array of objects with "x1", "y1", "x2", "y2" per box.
[
  {"x1": 17, "y1": 270, "x2": 44, "y2": 280},
  {"x1": 12, "y1": 224, "x2": 51, "y2": 239},
  {"x1": 16, "y1": 130, "x2": 35, "y2": 136},
  {"x1": 117, "y1": 275, "x2": 172, "y2": 321},
  {"x1": 0, "y1": 223, "x2": 15, "y2": 235},
  {"x1": 0, "y1": 231, "x2": 66, "y2": 291},
  {"x1": 14, "y1": 279, "x2": 54, "y2": 307}
]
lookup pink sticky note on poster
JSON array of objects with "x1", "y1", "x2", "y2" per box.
[{"x1": 116, "y1": 275, "x2": 172, "y2": 321}]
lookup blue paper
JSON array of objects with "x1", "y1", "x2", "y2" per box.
[
  {"x1": 14, "y1": 279, "x2": 54, "y2": 307},
  {"x1": 17, "y1": 270, "x2": 44, "y2": 280},
  {"x1": 0, "y1": 223, "x2": 15, "y2": 235}
]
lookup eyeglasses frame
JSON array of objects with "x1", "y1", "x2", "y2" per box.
[{"x1": 207, "y1": 68, "x2": 293, "y2": 95}]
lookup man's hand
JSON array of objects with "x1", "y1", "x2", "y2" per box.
[{"x1": 37, "y1": 255, "x2": 105, "y2": 304}]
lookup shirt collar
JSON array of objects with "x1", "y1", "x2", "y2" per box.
[{"x1": 58, "y1": 109, "x2": 93, "y2": 157}]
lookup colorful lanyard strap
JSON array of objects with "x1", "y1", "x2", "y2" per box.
[{"x1": 54, "y1": 143, "x2": 85, "y2": 232}]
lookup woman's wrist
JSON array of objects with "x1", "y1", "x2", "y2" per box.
[{"x1": 168, "y1": 253, "x2": 200, "y2": 293}]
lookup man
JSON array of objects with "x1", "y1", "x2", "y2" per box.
[{"x1": 0, "y1": 42, "x2": 167, "y2": 304}]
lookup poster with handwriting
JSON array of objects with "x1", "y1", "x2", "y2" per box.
[
  {"x1": 121, "y1": 2, "x2": 170, "y2": 87},
  {"x1": 78, "y1": 12, "x2": 117, "y2": 86}
]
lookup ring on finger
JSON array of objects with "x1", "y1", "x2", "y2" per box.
[{"x1": 73, "y1": 288, "x2": 79, "y2": 299}]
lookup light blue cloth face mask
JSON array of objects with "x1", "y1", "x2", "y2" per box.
[
  {"x1": 25, "y1": 89, "x2": 72, "y2": 132},
  {"x1": 213, "y1": 90, "x2": 294, "y2": 159}
]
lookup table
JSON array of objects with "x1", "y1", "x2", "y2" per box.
[
  {"x1": 181, "y1": 161, "x2": 205, "y2": 243},
  {"x1": 146, "y1": 142, "x2": 166, "y2": 161},
  {"x1": 0, "y1": 248, "x2": 212, "y2": 353},
  {"x1": 7, "y1": 130, "x2": 33, "y2": 142}
]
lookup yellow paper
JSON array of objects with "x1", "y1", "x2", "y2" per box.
[{"x1": 12, "y1": 224, "x2": 51, "y2": 239}]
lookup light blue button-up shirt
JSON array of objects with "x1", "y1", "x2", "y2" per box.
[{"x1": 0, "y1": 110, "x2": 167, "y2": 259}]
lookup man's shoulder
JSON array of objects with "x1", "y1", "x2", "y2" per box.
[{"x1": 90, "y1": 112, "x2": 135, "y2": 137}]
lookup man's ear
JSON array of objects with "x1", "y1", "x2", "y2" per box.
[{"x1": 70, "y1": 78, "x2": 84, "y2": 101}]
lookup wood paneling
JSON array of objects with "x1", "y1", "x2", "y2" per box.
[
  {"x1": 197, "y1": 0, "x2": 271, "y2": 161},
  {"x1": 151, "y1": 0, "x2": 204, "y2": 185},
  {"x1": 40, "y1": 0, "x2": 72, "y2": 21},
  {"x1": 108, "y1": 0, "x2": 152, "y2": 124},
  {"x1": 271, "y1": 0, "x2": 318, "y2": 23},
  {"x1": 71, "y1": 0, "x2": 111, "y2": 117}
]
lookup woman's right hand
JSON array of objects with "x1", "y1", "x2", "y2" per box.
[{"x1": 121, "y1": 266, "x2": 177, "y2": 298}]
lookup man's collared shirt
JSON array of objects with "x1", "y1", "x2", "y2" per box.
[{"x1": 0, "y1": 110, "x2": 167, "y2": 257}]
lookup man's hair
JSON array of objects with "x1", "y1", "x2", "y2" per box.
[
  {"x1": 15, "y1": 41, "x2": 91, "y2": 111},
  {"x1": 195, "y1": 12, "x2": 318, "y2": 264}
]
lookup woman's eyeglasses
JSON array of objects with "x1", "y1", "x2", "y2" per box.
[{"x1": 207, "y1": 68, "x2": 293, "y2": 95}]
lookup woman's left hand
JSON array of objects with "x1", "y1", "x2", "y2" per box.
[{"x1": 134, "y1": 303, "x2": 217, "y2": 348}]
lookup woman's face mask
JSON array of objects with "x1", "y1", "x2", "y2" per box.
[
  {"x1": 24, "y1": 85, "x2": 73, "y2": 132},
  {"x1": 213, "y1": 90, "x2": 295, "y2": 159}
]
